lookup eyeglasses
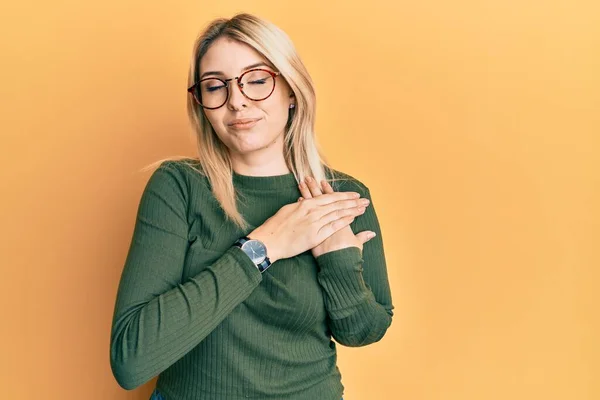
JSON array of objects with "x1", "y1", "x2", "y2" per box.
[{"x1": 187, "y1": 68, "x2": 281, "y2": 110}]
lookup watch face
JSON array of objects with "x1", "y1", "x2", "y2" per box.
[{"x1": 243, "y1": 240, "x2": 266, "y2": 264}]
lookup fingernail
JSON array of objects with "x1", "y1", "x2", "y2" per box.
[
  {"x1": 299, "y1": 181, "x2": 306, "y2": 189},
  {"x1": 368, "y1": 232, "x2": 376, "y2": 239},
  {"x1": 305, "y1": 176, "x2": 312, "y2": 183}
]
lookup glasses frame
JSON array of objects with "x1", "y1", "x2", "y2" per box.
[{"x1": 187, "y1": 68, "x2": 282, "y2": 110}]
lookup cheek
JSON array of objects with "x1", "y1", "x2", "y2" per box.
[
  {"x1": 263, "y1": 95, "x2": 291, "y2": 123},
  {"x1": 262, "y1": 109, "x2": 289, "y2": 139},
  {"x1": 204, "y1": 111, "x2": 227, "y2": 134}
]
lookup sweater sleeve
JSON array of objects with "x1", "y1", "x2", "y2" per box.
[
  {"x1": 109, "y1": 161, "x2": 263, "y2": 390},
  {"x1": 315, "y1": 185, "x2": 394, "y2": 347}
]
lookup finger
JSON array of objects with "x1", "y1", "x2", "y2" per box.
[
  {"x1": 304, "y1": 176, "x2": 323, "y2": 197},
  {"x1": 311, "y1": 191, "x2": 362, "y2": 206},
  {"x1": 313, "y1": 196, "x2": 370, "y2": 220},
  {"x1": 320, "y1": 180, "x2": 335, "y2": 194},
  {"x1": 298, "y1": 180, "x2": 313, "y2": 199},
  {"x1": 356, "y1": 231, "x2": 376, "y2": 244},
  {"x1": 298, "y1": 197, "x2": 304, "y2": 202},
  {"x1": 317, "y1": 214, "x2": 356, "y2": 240},
  {"x1": 317, "y1": 203, "x2": 367, "y2": 226}
]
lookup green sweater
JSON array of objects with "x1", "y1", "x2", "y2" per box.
[{"x1": 110, "y1": 159, "x2": 394, "y2": 399}]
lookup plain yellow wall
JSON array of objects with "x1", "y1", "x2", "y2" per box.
[{"x1": 1, "y1": 1, "x2": 598, "y2": 399}]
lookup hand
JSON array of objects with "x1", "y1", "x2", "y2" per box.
[
  {"x1": 247, "y1": 190, "x2": 369, "y2": 263},
  {"x1": 298, "y1": 176, "x2": 376, "y2": 259}
]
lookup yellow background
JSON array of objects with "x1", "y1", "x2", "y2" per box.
[{"x1": 1, "y1": 1, "x2": 598, "y2": 399}]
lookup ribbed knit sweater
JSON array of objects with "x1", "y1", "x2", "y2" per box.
[{"x1": 109, "y1": 159, "x2": 394, "y2": 400}]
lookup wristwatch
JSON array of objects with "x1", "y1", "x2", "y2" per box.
[{"x1": 233, "y1": 236, "x2": 272, "y2": 273}]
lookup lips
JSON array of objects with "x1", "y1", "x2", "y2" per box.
[{"x1": 228, "y1": 118, "x2": 261, "y2": 126}]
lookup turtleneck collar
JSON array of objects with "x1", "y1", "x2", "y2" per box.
[{"x1": 232, "y1": 170, "x2": 300, "y2": 191}]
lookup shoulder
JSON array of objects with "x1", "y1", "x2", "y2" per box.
[
  {"x1": 155, "y1": 157, "x2": 204, "y2": 175},
  {"x1": 144, "y1": 157, "x2": 208, "y2": 197},
  {"x1": 151, "y1": 157, "x2": 207, "y2": 181},
  {"x1": 324, "y1": 165, "x2": 370, "y2": 195}
]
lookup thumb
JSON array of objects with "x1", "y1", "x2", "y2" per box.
[{"x1": 356, "y1": 231, "x2": 376, "y2": 244}]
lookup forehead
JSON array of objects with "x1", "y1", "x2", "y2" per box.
[{"x1": 199, "y1": 37, "x2": 274, "y2": 75}]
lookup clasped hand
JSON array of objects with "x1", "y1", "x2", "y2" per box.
[{"x1": 298, "y1": 176, "x2": 376, "y2": 259}]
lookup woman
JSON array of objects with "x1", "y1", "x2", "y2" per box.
[{"x1": 110, "y1": 13, "x2": 394, "y2": 400}]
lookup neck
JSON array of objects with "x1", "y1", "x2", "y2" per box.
[{"x1": 229, "y1": 135, "x2": 290, "y2": 177}]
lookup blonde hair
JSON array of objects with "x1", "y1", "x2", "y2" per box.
[{"x1": 143, "y1": 13, "x2": 349, "y2": 231}]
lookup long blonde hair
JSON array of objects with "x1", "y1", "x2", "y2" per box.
[{"x1": 143, "y1": 13, "x2": 348, "y2": 231}]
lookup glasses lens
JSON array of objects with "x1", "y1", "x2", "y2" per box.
[
  {"x1": 198, "y1": 78, "x2": 227, "y2": 108},
  {"x1": 240, "y1": 70, "x2": 275, "y2": 101}
]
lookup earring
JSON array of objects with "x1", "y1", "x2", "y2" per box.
[{"x1": 289, "y1": 104, "x2": 295, "y2": 109}]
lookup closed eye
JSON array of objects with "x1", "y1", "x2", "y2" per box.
[
  {"x1": 248, "y1": 79, "x2": 268, "y2": 85},
  {"x1": 206, "y1": 85, "x2": 226, "y2": 92}
]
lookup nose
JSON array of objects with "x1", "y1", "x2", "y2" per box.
[{"x1": 227, "y1": 78, "x2": 248, "y2": 110}]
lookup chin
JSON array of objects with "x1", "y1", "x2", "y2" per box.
[{"x1": 229, "y1": 135, "x2": 273, "y2": 154}]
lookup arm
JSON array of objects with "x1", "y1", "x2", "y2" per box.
[
  {"x1": 109, "y1": 162, "x2": 262, "y2": 390},
  {"x1": 315, "y1": 186, "x2": 394, "y2": 347}
]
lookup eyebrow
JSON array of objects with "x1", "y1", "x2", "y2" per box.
[{"x1": 199, "y1": 62, "x2": 273, "y2": 80}]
